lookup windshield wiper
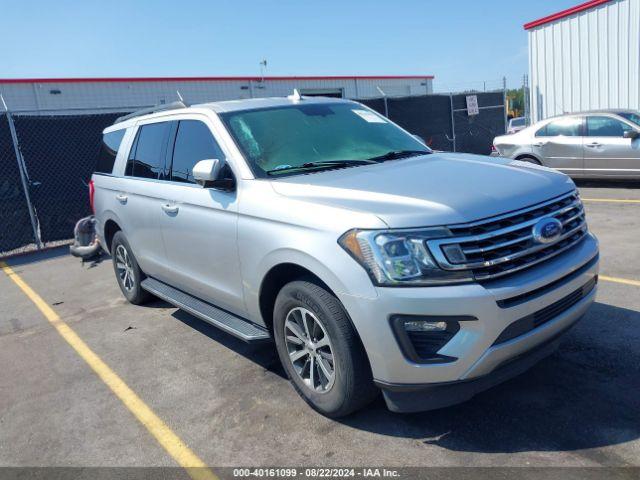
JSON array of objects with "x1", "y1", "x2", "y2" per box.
[
  {"x1": 367, "y1": 149, "x2": 431, "y2": 162},
  {"x1": 266, "y1": 159, "x2": 377, "y2": 176}
]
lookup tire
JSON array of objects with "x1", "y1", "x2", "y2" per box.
[
  {"x1": 273, "y1": 279, "x2": 378, "y2": 417},
  {"x1": 111, "y1": 231, "x2": 152, "y2": 305}
]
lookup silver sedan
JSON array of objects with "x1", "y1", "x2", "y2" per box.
[{"x1": 493, "y1": 110, "x2": 640, "y2": 178}]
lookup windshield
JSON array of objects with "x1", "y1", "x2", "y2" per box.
[
  {"x1": 618, "y1": 112, "x2": 640, "y2": 127},
  {"x1": 220, "y1": 102, "x2": 430, "y2": 178}
]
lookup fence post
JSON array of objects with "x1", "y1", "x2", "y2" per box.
[
  {"x1": 523, "y1": 74, "x2": 530, "y2": 126},
  {"x1": 0, "y1": 95, "x2": 42, "y2": 249},
  {"x1": 376, "y1": 86, "x2": 389, "y2": 118},
  {"x1": 502, "y1": 76, "x2": 508, "y2": 134},
  {"x1": 448, "y1": 93, "x2": 456, "y2": 152}
]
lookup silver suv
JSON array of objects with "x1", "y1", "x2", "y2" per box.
[{"x1": 92, "y1": 96, "x2": 599, "y2": 417}]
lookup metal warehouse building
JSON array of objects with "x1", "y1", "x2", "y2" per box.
[
  {"x1": 526, "y1": 0, "x2": 640, "y2": 122},
  {"x1": 0, "y1": 75, "x2": 433, "y2": 114}
]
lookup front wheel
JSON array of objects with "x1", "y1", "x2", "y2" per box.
[{"x1": 273, "y1": 280, "x2": 378, "y2": 417}]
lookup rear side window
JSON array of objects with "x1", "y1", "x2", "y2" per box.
[
  {"x1": 170, "y1": 120, "x2": 225, "y2": 183},
  {"x1": 95, "y1": 129, "x2": 125, "y2": 173},
  {"x1": 586, "y1": 116, "x2": 633, "y2": 137},
  {"x1": 125, "y1": 122, "x2": 170, "y2": 179},
  {"x1": 536, "y1": 118, "x2": 582, "y2": 137}
]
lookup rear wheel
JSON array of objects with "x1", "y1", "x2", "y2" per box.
[
  {"x1": 273, "y1": 279, "x2": 378, "y2": 417},
  {"x1": 111, "y1": 231, "x2": 152, "y2": 305}
]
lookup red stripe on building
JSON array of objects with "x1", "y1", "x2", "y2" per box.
[
  {"x1": 524, "y1": 0, "x2": 612, "y2": 30},
  {"x1": 0, "y1": 75, "x2": 434, "y2": 84}
]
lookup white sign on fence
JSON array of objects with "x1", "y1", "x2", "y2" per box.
[{"x1": 466, "y1": 95, "x2": 479, "y2": 116}]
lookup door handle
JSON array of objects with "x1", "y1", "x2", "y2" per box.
[
  {"x1": 116, "y1": 193, "x2": 128, "y2": 204},
  {"x1": 586, "y1": 142, "x2": 601, "y2": 148},
  {"x1": 533, "y1": 142, "x2": 546, "y2": 147},
  {"x1": 161, "y1": 203, "x2": 179, "y2": 214}
]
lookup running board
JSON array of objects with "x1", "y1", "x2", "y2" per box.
[{"x1": 141, "y1": 277, "x2": 271, "y2": 343}]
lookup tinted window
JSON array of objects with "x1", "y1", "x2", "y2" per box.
[
  {"x1": 586, "y1": 116, "x2": 633, "y2": 137},
  {"x1": 96, "y1": 129, "x2": 125, "y2": 173},
  {"x1": 536, "y1": 117, "x2": 582, "y2": 137},
  {"x1": 125, "y1": 122, "x2": 170, "y2": 179},
  {"x1": 510, "y1": 118, "x2": 525, "y2": 127},
  {"x1": 618, "y1": 112, "x2": 640, "y2": 127},
  {"x1": 170, "y1": 120, "x2": 225, "y2": 183}
]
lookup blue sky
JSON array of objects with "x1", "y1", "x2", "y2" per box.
[{"x1": 1, "y1": 0, "x2": 579, "y2": 90}]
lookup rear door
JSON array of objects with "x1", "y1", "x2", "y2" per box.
[
  {"x1": 532, "y1": 116, "x2": 584, "y2": 176},
  {"x1": 115, "y1": 120, "x2": 172, "y2": 278},
  {"x1": 583, "y1": 115, "x2": 640, "y2": 177},
  {"x1": 157, "y1": 116, "x2": 245, "y2": 316}
]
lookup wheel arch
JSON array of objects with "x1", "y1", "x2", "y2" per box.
[
  {"x1": 252, "y1": 246, "x2": 375, "y2": 329},
  {"x1": 515, "y1": 153, "x2": 544, "y2": 165},
  {"x1": 103, "y1": 218, "x2": 122, "y2": 254},
  {"x1": 259, "y1": 262, "x2": 334, "y2": 335}
]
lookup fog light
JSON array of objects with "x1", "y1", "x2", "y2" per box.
[
  {"x1": 403, "y1": 320, "x2": 447, "y2": 332},
  {"x1": 390, "y1": 315, "x2": 475, "y2": 364}
]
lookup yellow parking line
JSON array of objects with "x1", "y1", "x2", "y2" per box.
[
  {"x1": 582, "y1": 198, "x2": 640, "y2": 203},
  {"x1": 0, "y1": 261, "x2": 217, "y2": 480},
  {"x1": 600, "y1": 275, "x2": 640, "y2": 287}
]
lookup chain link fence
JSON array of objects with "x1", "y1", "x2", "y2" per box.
[
  {"x1": 0, "y1": 115, "x2": 37, "y2": 252},
  {"x1": 0, "y1": 91, "x2": 506, "y2": 256},
  {"x1": 0, "y1": 111, "x2": 126, "y2": 255},
  {"x1": 360, "y1": 90, "x2": 506, "y2": 154}
]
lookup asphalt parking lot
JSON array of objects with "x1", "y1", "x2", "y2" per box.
[{"x1": 1, "y1": 182, "x2": 639, "y2": 475}]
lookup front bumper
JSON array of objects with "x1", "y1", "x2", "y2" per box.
[
  {"x1": 378, "y1": 326, "x2": 567, "y2": 412},
  {"x1": 337, "y1": 233, "x2": 599, "y2": 411}
]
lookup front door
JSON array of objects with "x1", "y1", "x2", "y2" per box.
[
  {"x1": 532, "y1": 116, "x2": 584, "y2": 176},
  {"x1": 158, "y1": 118, "x2": 245, "y2": 316},
  {"x1": 583, "y1": 115, "x2": 640, "y2": 177}
]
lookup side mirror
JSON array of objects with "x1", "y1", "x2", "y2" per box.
[
  {"x1": 624, "y1": 130, "x2": 639, "y2": 140},
  {"x1": 193, "y1": 159, "x2": 222, "y2": 187}
]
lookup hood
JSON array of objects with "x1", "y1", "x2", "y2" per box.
[{"x1": 269, "y1": 153, "x2": 575, "y2": 228}]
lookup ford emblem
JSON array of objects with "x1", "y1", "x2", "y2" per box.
[{"x1": 532, "y1": 218, "x2": 562, "y2": 244}]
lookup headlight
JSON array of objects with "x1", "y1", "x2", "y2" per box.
[{"x1": 338, "y1": 228, "x2": 473, "y2": 286}]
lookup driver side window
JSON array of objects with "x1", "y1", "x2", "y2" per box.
[
  {"x1": 586, "y1": 116, "x2": 633, "y2": 137},
  {"x1": 170, "y1": 120, "x2": 226, "y2": 183}
]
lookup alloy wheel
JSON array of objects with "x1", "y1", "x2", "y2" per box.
[
  {"x1": 284, "y1": 307, "x2": 336, "y2": 393},
  {"x1": 115, "y1": 244, "x2": 135, "y2": 292}
]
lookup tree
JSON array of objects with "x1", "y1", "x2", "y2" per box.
[{"x1": 507, "y1": 88, "x2": 525, "y2": 118}]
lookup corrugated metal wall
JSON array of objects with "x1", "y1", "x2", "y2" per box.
[
  {"x1": 0, "y1": 77, "x2": 433, "y2": 114},
  {"x1": 528, "y1": 0, "x2": 640, "y2": 122}
]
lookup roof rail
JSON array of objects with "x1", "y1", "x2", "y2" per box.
[{"x1": 115, "y1": 100, "x2": 188, "y2": 124}]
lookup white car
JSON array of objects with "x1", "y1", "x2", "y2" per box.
[{"x1": 507, "y1": 116, "x2": 527, "y2": 134}]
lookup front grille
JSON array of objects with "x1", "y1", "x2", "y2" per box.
[
  {"x1": 492, "y1": 276, "x2": 597, "y2": 345},
  {"x1": 427, "y1": 191, "x2": 588, "y2": 281}
]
